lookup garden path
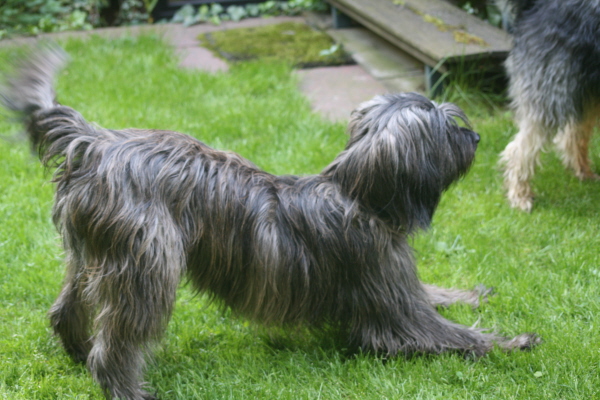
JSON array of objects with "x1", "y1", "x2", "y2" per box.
[{"x1": 1, "y1": 15, "x2": 423, "y2": 121}]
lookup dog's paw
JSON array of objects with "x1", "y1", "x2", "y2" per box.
[
  {"x1": 473, "y1": 284, "x2": 495, "y2": 302},
  {"x1": 63, "y1": 342, "x2": 91, "y2": 364},
  {"x1": 508, "y1": 194, "x2": 534, "y2": 212},
  {"x1": 504, "y1": 333, "x2": 542, "y2": 351},
  {"x1": 576, "y1": 171, "x2": 600, "y2": 181},
  {"x1": 506, "y1": 181, "x2": 535, "y2": 212}
]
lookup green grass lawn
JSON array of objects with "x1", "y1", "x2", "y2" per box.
[{"x1": 0, "y1": 34, "x2": 599, "y2": 399}]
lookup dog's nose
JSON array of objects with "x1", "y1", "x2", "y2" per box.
[{"x1": 473, "y1": 132, "x2": 480, "y2": 143}]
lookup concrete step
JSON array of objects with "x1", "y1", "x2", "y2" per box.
[{"x1": 326, "y1": 27, "x2": 425, "y2": 93}]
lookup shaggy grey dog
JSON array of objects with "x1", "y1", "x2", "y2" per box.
[
  {"x1": 497, "y1": 0, "x2": 600, "y2": 211},
  {"x1": 1, "y1": 46, "x2": 539, "y2": 400}
]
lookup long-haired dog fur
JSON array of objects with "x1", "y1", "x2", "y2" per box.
[
  {"x1": 1, "y1": 45, "x2": 539, "y2": 399},
  {"x1": 496, "y1": 0, "x2": 600, "y2": 211}
]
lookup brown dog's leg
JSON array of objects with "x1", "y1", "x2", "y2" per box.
[
  {"x1": 554, "y1": 111, "x2": 599, "y2": 181},
  {"x1": 500, "y1": 118, "x2": 551, "y2": 212}
]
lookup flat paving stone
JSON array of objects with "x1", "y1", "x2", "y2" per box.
[
  {"x1": 297, "y1": 65, "x2": 387, "y2": 122},
  {"x1": 177, "y1": 47, "x2": 228, "y2": 72}
]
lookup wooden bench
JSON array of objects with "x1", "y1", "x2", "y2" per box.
[{"x1": 326, "y1": 0, "x2": 512, "y2": 94}]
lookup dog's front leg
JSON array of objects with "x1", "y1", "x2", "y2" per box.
[
  {"x1": 500, "y1": 118, "x2": 551, "y2": 212},
  {"x1": 49, "y1": 255, "x2": 92, "y2": 364},
  {"x1": 351, "y1": 292, "x2": 538, "y2": 357},
  {"x1": 347, "y1": 253, "x2": 539, "y2": 357},
  {"x1": 423, "y1": 283, "x2": 493, "y2": 308},
  {"x1": 554, "y1": 115, "x2": 600, "y2": 181},
  {"x1": 85, "y1": 235, "x2": 183, "y2": 400}
]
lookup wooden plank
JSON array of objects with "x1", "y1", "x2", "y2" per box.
[
  {"x1": 327, "y1": 0, "x2": 511, "y2": 69},
  {"x1": 406, "y1": 0, "x2": 511, "y2": 55}
]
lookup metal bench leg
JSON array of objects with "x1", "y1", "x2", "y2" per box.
[
  {"x1": 425, "y1": 65, "x2": 445, "y2": 97},
  {"x1": 331, "y1": 7, "x2": 357, "y2": 28}
]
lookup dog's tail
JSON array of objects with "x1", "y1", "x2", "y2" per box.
[
  {"x1": 0, "y1": 44, "x2": 96, "y2": 169},
  {"x1": 1, "y1": 44, "x2": 67, "y2": 150}
]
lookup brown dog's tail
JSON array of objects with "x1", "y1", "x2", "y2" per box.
[{"x1": 0, "y1": 44, "x2": 101, "y2": 171}]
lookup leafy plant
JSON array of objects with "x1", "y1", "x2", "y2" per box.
[
  {"x1": 141, "y1": 0, "x2": 159, "y2": 23},
  {"x1": 171, "y1": 3, "x2": 224, "y2": 26},
  {"x1": 0, "y1": 0, "x2": 103, "y2": 38},
  {"x1": 459, "y1": 0, "x2": 503, "y2": 27},
  {"x1": 115, "y1": 0, "x2": 149, "y2": 26},
  {"x1": 171, "y1": 0, "x2": 329, "y2": 27}
]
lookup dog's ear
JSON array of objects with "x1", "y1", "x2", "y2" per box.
[{"x1": 325, "y1": 94, "x2": 476, "y2": 232}]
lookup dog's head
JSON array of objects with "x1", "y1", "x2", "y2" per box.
[{"x1": 325, "y1": 92, "x2": 479, "y2": 231}]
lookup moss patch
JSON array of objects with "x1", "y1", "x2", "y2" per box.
[
  {"x1": 198, "y1": 22, "x2": 353, "y2": 68},
  {"x1": 391, "y1": 0, "x2": 489, "y2": 46}
]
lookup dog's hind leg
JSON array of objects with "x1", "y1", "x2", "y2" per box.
[
  {"x1": 554, "y1": 113, "x2": 600, "y2": 181},
  {"x1": 86, "y1": 226, "x2": 184, "y2": 400},
  {"x1": 423, "y1": 284, "x2": 493, "y2": 309},
  {"x1": 49, "y1": 250, "x2": 92, "y2": 364},
  {"x1": 500, "y1": 118, "x2": 551, "y2": 212}
]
